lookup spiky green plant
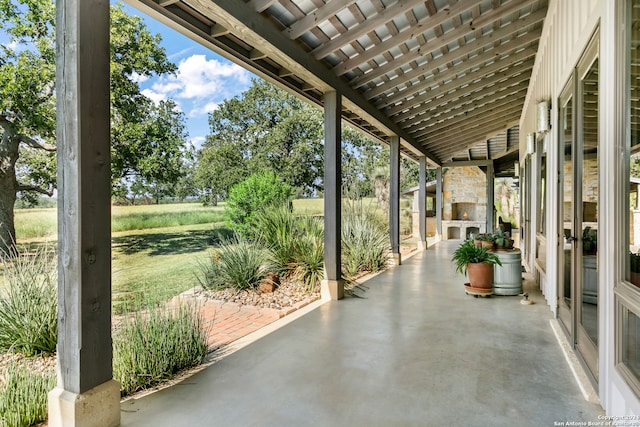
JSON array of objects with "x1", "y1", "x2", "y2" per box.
[
  {"x1": 196, "y1": 234, "x2": 272, "y2": 290},
  {"x1": 252, "y1": 205, "x2": 299, "y2": 273},
  {"x1": 290, "y1": 215, "x2": 324, "y2": 292},
  {"x1": 342, "y1": 212, "x2": 389, "y2": 279},
  {"x1": 0, "y1": 363, "x2": 56, "y2": 427},
  {"x1": 112, "y1": 301, "x2": 209, "y2": 397},
  {"x1": 0, "y1": 245, "x2": 58, "y2": 356}
]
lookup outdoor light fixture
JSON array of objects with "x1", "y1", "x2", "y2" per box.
[
  {"x1": 537, "y1": 100, "x2": 550, "y2": 133},
  {"x1": 526, "y1": 133, "x2": 535, "y2": 156}
]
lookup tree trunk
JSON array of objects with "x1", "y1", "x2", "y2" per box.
[
  {"x1": 0, "y1": 129, "x2": 19, "y2": 255},
  {"x1": 0, "y1": 173, "x2": 17, "y2": 255}
]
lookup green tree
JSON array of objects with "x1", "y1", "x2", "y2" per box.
[
  {"x1": 196, "y1": 79, "x2": 323, "y2": 201},
  {"x1": 0, "y1": 0, "x2": 183, "y2": 252}
]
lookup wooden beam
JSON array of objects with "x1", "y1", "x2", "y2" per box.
[
  {"x1": 286, "y1": 0, "x2": 358, "y2": 40},
  {"x1": 436, "y1": 167, "x2": 443, "y2": 237},
  {"x1": 351, "y1": 7, "x2": 546, "y2": 88},
  {"x1": 418, "y1": 156, "x2": 427, "y2": 249},
  {"x1": 390, "y1": 135, "x2": 401, "y2": 262},
  {"x1": 56, "y1": 0, "x2": 113, "y2": 395},
  {"x1": 176, "y1": 0, "x2": 437, "y2": 163},
  {"x1": 322, "y1": 91, "x2": 344, "y2": 300},
  {"x1": 248, "y1": 0, "x2": 277, "y2": 13},
  {"x1": 311, "y1": 0, "x2": 427, "y2": 60},
  {"x1": 443, "y1": 159, "x2": 492, "y2": 168},
  {"x1": 486, "y1": 162, "x2": 495, "y2": 233},
  {"x1": 51, "y1": 0, "x2": 120, "y2": 424}
]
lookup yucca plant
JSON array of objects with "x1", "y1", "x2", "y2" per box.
[
  {"x1": 252, "y1": 206, "x2": 299, "y2": 273},
  {"x1": 342, "y1": 212, "x2": 389, "y2": 279},
  {"x1": 196, "y1": 234, "x2": 272, "y2": 290},
  {"x1": 292, "y1": 215, "x2": 324, "y2": 292},
  {"x1": 0, "y1": 245, "x2": 58, "y2": 356}
]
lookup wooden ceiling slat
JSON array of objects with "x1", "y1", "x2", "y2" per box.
[
  {"x1": 286, "y1": 0, "x2": 359, "y2": 39},
  {"x1": 350, "y1": 1, "x2": 544, "y2": 88},
  {"x1": 333, "y1": 1, "x2": 478, "y2": 76},
  {"x1": 373, "y1": 40, "x2": 538, "y2": 108},
  {"x1": 311, "y1": 0, "x2": 429, "y2": 60},
  {"x1": 387, "y1": 58, "x2": 534, "y2": 119}
]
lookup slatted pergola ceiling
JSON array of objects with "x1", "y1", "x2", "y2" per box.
[{"x1": 129, "y1": 0, "x2": 548, "y2": 168}]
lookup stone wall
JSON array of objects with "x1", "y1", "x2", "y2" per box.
[{"x1": 442, "y1": 166, "x2": 487, "y2": 221}]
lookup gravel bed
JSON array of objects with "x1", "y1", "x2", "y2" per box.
[
  {"x1": 194, "y1": 277, "x2": 320, "y2": 310},
  {"x1": 0, "y1": 352, "x2": 56, "y2": 387}
]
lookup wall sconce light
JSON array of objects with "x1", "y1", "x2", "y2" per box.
[
  {"x1": 526, "y1": 133, "x2": 535, "y2": 156},
  {"x1": 537, "y1": 100, "x2": 550, "y2": 133},
  {"x1": 514, "y1": 161, "x2": 519, "y2": 177}
]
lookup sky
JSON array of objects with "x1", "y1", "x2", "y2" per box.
[{"x1": 121, "y1": 3, "x2": 256, "y2": 148}]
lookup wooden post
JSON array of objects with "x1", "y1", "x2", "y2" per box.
[
  {"x1": 436, "y1": 167, "x2": 443, "y2": 239},
  {"x1": 418, "y1": 156, "x2": 427, "y2": 250},
  {"x1": 487, "y1": 162, "x2": 495, "y2": 234},
  {"x1": 390, "y1": 136, "x2": 401, "y2": 264},
  {"x1": 321, "y1": 91, "x2": 344, "y2": 300},
  {"x1": 49, "y1": 0, "x2": 120, "y2": 425}
]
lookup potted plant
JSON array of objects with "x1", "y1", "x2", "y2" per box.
[
  {"x1": 493, "y1": 229, "x2": 513, "y2": 250},
  {"x1": 452, "y1": 240, "x2": 502, "y2": 296},
  {"x1": 473, "y1": 233, "x2": 495, "y2": 250}
]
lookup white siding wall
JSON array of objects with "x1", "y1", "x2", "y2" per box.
[{"x1": 520, "y1": 0, "x2": 640, "y2": 415}]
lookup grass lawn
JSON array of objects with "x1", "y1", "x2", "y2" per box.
[
  {"x1": 14, "y1": 203, "x2": 231, "y2": 312},
  {"x1": 111, "y1": 221, "x2": 232, "y2": 313},
  {"x1": 11, "y1": 198, "x2": 389, "y2": 312}
]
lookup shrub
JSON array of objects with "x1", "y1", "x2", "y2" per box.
[
  {"x1": 0, "y1": 246, "x2": 58, "y2": 356},
  {"x1": 196, "y1": 234, "x2": 272, "y2": 290},
  {"x1": 342, "y1": 212, "x2": 389, "y2": 279},
  {"x1": 112, "y1": 301, "x2": 209, "y2": 397},
  {"x1": 0, "y1": 363, "x2": 56, "y2": 427},
  {"x1": 224, "y1": 171, "x2": 293, "y2": 237}
]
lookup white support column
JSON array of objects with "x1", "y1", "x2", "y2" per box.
[
  {"x1": 49, "y1": 0, "x2": 120, "y2": 425},
  {"x1": 418, "y1": 156, "x2": 427, "y2": 250},
  {"x1": 436, "y1": 167, "x2": 443, "y2": 239},
  {"x1": 390, "y1": 136, "x2": 401, "y2": 265},
  {"x1": 486, "y1": 162, "x2": 495, "y2": 234},
  {"x1": 321, "y1": 90, "x2": 344, "y2": 300}
]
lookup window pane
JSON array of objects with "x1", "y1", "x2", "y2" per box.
[
  {"x1": 623, "y1": 307, "x2": 640, "y2": 381},
  {"x1": 629, "y1": 0, "x2": 640, "y2": 287}
]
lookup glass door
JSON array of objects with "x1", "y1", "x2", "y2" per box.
[
  {"x1": 558, "y1": 79, "x2": 574, "y2": 333},
  {"x1": 557, "y1": 35, "x2": 599, "y2": 381},
  {"x1": 575, "y1": 48, "x2": 599, "y2": 379}
]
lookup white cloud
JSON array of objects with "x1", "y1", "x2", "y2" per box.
[
  {"x1": 150, "y1": 54, "x2": 251, "y2": 101},
  {"x1": 131, "y1": 71, "x2": 149, "y2": 84},
  {"x1": 189, "y1": 101, "x2": 219, "y2": 118},
  {"x1": 141, "y1": 88, "x2": 166, "y2": 104},
  {"x1": 189, "y1": 136, "x2": 206, "y2": 149}
]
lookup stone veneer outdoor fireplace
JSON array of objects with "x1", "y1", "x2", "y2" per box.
[{"x1": 442, "y1": 167, "x2": 488, "y2": 240}]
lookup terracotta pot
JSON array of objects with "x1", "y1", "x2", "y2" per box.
[
  {"x1": 474, "y1": 240, "x2": 495, "y2": 250},
  {"x1": 466, "y1": 262, "x2": 494, "y2": 289}
]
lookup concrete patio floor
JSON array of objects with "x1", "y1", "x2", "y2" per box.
[{"x1": 120, "y1": 241, "x2": 604, "y2": 426}]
